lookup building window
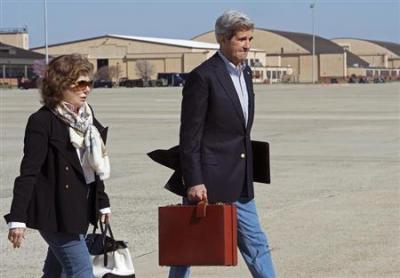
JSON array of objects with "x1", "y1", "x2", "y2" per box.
[
  {"x1": 97, "y1": 59, "x2": 108, "y2": 69},
  {"x1": 381, "y1": 70, "x2": 389, "y2": 77},
  {"x1": 1, "y1": 64, "x2": 26, "y2": 78}
]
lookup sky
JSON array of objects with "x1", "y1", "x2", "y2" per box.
[{"x1": 1, "y1": 0, "x2": 399, "y2": 48}]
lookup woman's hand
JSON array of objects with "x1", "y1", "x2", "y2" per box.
[
  {"x1": 8, "y1": 228, "x2": 26, "y2": 249},
  {"x1": 100, "y1": 212, "x2": 111, "y2": 224}
]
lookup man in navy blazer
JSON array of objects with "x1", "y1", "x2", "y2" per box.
[{"x1": 169, "y1": 10, "x2": 276, "y2": 278}]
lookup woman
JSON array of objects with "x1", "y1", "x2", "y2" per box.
[{"x1": 5, "y1": 54, "x2": 111, "y2": 277}]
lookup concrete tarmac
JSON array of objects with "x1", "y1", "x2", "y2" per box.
[{"x1": 0, "y1": 83, "x2": 399, "y2": 277}]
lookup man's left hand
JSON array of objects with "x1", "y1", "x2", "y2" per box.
[{"x1": 187, "y1": 184, "x2": 208, "y2": 202}]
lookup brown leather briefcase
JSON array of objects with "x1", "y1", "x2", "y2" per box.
[{"x1": 158, "y1": 202, "x2": 237, "y2": 266}]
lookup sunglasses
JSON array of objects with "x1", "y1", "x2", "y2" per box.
[{"x1": 72, "y1": 80, "x2": 93, "y2": 89}]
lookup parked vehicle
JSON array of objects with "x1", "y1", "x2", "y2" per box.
[
  {"x1": 373, "y1": 77, "x2": 385, "y2": 83},
  {"x1": 358, "y1": 77, "x2": 367, "y2": 83},
  {"x1": 118, "y1": 78, "x2": 143, "y2": 87},
  {"x1": 119, "y1": 78, "x2": 131, "y2": 87},
  {"x1": 118, "y1": 77, "x2": 179, "y2": 88},
  {"x1": 157, "y1": 73, "x2": 186, "y2": 86},
  {"x1": 348, "y1": 74, "x2": 357, "y2": 83},
  {"x1": 93, "y1": 79, "x2": 113, "y2": 88},
  {"x1": 18, "y1": 77, "x2": 38, "y2": 89},
  {"x1": 179, "y1": 73, "x2": 190, "y2": 82}
]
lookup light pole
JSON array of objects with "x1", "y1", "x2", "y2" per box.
[
  {"x1": 0, "y1": 0, "x2": 3, "y2": 28},
  {"x1": 310, "y1": 2, "x2": 316, "y2": 84},
  {"x1": 44, "y1": 0, "x2": 49, "y2": 64}
]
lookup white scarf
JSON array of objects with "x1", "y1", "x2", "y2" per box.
[{"x1": 52, "y1": 102, "x2": 110, "y2": 183}]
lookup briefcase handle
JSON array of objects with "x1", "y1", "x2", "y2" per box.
[{"x1": 196, "y1": 201, "x2": 207, "y2": 218}]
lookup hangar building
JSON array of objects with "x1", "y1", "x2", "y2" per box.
[
  {"x1": 193, "y1": 28, "x2": 370, "y2": 83},
  {"x1": 32, "y1": 34, "x2": 267, "y2": 82},
  {"x1": 332, "y1": 38, "x2": 400, "y2": 68},
  {"x1": 332, "y1": 38, "x2": 400, "y2": 80}
]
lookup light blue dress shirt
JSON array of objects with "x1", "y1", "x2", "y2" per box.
[{"x1": 218, "y1": 50, "x2": 249, "y2": 126}]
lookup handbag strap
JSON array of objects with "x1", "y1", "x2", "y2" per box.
[
  {"x1": 99, "y1": 222, "x2": 116, "y2": 267},
  {"x1": 102, "y1": 223, "x2": 108, "y2": 267},
  {"x1": 90, "y1": 220, "x2": 106, "y2": 235},
  {"x1": 105, "y1": 223, "x2": 115, "y2": 239},
  {"x1": 89, "y1": 221, "x2": 113, "y2": 267}
]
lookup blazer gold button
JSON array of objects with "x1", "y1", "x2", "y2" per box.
[
  {"x1": 240, "y1": 153, "x2": 246, "y2": 159},
  {"x1": 65, "y1": 166, "x2": 69, "y2": 171},
  {"x1": 65, "y1": 184, "x2": 69, "y2": 189}
]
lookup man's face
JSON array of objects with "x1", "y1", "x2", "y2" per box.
[{"x1": 220, "y1": 29, "x2": 253, "y2": 65}]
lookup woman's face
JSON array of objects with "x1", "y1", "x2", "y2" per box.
[{"x1": 62, "y1": 74, "x2": 92, "y2": 109}]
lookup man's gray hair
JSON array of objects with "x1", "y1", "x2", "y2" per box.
[{"x1": 215, "y1": 10, "x2": 254, "y2": 43}]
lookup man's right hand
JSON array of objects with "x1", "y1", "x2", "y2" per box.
[
  {"x1": 8, "y1": 228, "x2": 26, "y2": 249},
  {"x1": 187, "y1": 184, "x2": 207, "y2": 202}
]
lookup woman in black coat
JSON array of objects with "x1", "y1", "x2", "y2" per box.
[{"x1": 5, "y1": 54, "x2": 111, "y2": 277}]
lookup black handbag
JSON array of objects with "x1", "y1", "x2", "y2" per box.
[{"x1": 85, "y1": 222, "x2": 136, "y2": 278}]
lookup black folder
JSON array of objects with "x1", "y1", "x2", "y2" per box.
[
  {"x1": 147, "y1": 141, "x2": 270, "y2": 197},
  {"x1": 251, "y1": 140, "x2": 270, "y2": 184}
]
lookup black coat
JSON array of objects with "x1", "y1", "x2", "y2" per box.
[
  {"x1": 179, "y1": 53, "x2": 255, "y2": 203},
  {"x1": 4, "y1": 106, "x2": 110, "y2": 234}
]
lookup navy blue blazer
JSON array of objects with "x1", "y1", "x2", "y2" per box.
[
  {"x1": 179, "y1": 53, "x2": 255, "y2": 203},
  {"x1": 4, "y1": 106, "x2": 110, "y2": 234}
]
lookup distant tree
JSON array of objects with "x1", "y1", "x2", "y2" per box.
[
  {"x1": 32, "y1": 59, "x2": 47, "y2": 78},
  {"x1": 94, "y1": 66, "x2": 111, "y2": 80},
  {"x1": 94, "y1": 65, "x2": 123, "y2": 82},
  {"x1": 135, "y1": 60, "x2": 154, "y2": 82},
  {"x1": 108, "y1": 64, "x2": 123, "y2": 83}
]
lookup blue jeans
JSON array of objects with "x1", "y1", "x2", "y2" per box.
[
  {"x1": 39, "y1": 231, "x2": 93, "y2": 278},
  {"x1": 169, "y1": 199, "x2": 276, "y2": 278}
]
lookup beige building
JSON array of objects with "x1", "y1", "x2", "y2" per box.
[
  {"x1": 193, "y1": 28, "x2": 370, "y2": 83},
  {"x1": 0, "y1": 42, "x2": 45, "y2": 78},
  {"x1": 0, "y1": 28, "x2": 29, "y2": 50},
  {"x1": 332, "y1": 38, "x2": 400, "y2": 69},
  {"x1": 32, "y1": 34, "x2": 266, "y2": 82},
  {"x1": 0, "y1": 42, "x2": 46, "y2": 87}
]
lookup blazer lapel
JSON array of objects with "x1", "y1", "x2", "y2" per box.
[
  {"x1": 49, "y1": 116, "x2": 84, "y2": 176},
  {"x1": 244, "y1": 66, "x2": 255, "y2": 131},
  {"x1": 213, "y1": 54, "x2": 246, "y2": 127}
]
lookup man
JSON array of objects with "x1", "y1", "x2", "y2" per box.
[{"x1": 169, "y1": 10, "x2": 276, "y2": 278}]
